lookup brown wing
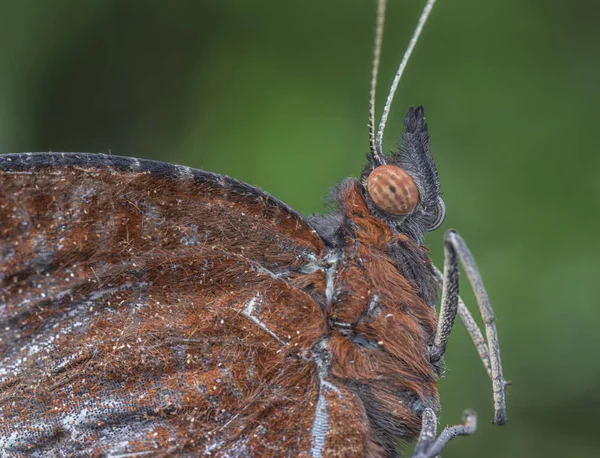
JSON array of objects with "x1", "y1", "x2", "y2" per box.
[{"x1": 0, "y1": 153, "x2": 363, "y2": 456}]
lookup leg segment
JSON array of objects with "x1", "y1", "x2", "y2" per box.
[
  {"x1": 430, "y1": 230, "x2": 507, "y2": 425},
  {"x1": 412, "y1": 409, "x2": 477, "y2": 458},
  {"x1": 432, "y1": 268, "x2": 493, "y2": 378},
  {"x1": 429, "y1": 235, "x2": 459, "y2": 364}
]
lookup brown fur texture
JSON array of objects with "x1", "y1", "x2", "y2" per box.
[
  {"x1": 0, "y1": 154, "x2": 439, "y2": 457},
  {"x1": 325, "y1": 181, "x2": 439, "y2": 453}
]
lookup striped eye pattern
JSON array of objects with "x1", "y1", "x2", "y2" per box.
[{"x1": 366, "y1": 165, "x2": 419, "y2": 216}]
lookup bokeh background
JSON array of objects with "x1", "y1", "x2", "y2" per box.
[{"x1": 1, "y1": 0, "x2": 599, "y2": 456}]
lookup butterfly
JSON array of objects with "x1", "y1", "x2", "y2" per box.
[{"x1": 0, "y1": 1, "x2": 506, "y2": 457}]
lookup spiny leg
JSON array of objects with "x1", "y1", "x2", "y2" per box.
[
  {"x1": 412, "y1": 408, "x2": 437, "y2": 457},
  {"x1": 432, "y1": 266, "x2": 492, "y2": 378},
  {"x1": 431, "y1": 230, "x2": 507, "y2": 425},
  {"x1": 412, "y1": 408, "x2": 477, "y2": 458},
  {"x1": 429, "y1": 233, "x2": 459, "y2": 364}
]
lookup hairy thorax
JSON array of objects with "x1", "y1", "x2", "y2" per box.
[{"x1": 317, "y1": 181, "x2": 440, "y2": 451}]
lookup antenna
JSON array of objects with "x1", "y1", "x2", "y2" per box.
[
  {"x1": 368, "y1": 0, "x2": 387, "y2": 164},
  {"x1": 375, "y1": 0, "x2": 438, "y2": 157}
]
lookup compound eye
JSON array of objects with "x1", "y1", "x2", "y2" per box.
[
  {"x1": 426, "y1": 197, "x2": 446, "y2": 231},
  {"x1": 366, "y1": 165, "x2": 419, "y2": 215}
]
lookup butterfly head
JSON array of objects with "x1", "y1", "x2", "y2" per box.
[{"x1": 361, "y1": 106, "x2": 445, "y2": 241}]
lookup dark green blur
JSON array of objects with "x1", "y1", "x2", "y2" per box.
[{"x1": 1, "y1": 1, "x2": 599, "y2": 456}]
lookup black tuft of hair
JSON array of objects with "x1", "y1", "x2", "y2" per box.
[{"x1": 396, "y1": 106, "x2": 440, "y2": 210}]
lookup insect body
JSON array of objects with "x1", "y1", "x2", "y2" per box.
[{"x1": 0, "y1": 1, "x2": 506, "y2": 457}]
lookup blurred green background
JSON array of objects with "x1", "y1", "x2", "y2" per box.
[{"x1": 1, "y1": 0, "x2": 599, "y2": 456}]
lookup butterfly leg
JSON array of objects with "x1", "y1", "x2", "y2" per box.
[
  {"x1": 412, "y1": 408, "x2": 477, "y2": 458},
  {"x1": 430, "y1": 230, "x2": 507, "y2": 425}
]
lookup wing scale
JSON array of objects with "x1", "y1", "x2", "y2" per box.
[{"x1": 0, "y1": 153, "x2": 356, "y2": 456}]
